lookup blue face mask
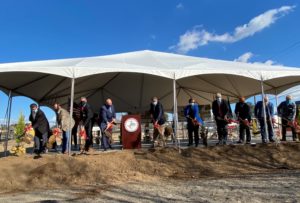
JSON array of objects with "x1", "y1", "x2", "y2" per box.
[{"x1": 286, "y1": 99, "x2": 292, "y2": 105}]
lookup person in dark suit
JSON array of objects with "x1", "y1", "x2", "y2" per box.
[
  {"x1": 235, "y1": 97, "x2": 252, "y2": 144},
  {"x1": 212, "y1": 93, "x2": 229, "y2": 145},
  {"x1": 254, "y1": 96, "x2": 274, "y2": 143},
  {"x1": 149, "y1": 96, "x2": 166, "y2": 147},
  {"x1": 99, "y1": 98, "x2": 116, "y2": 151},
  {"x1": 184, "y1": 98, "x2": 203, "y2": 147},
  {"x1": 29, "y1": 103, "x2": 50, "y2": 155},
  {"x1": 278, "y1": 95, "x2": 297, "y2": 141},
  {"x1": 79, "y1": 97, "x2": 93, "y2": 152}
]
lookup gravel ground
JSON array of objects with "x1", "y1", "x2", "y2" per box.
[{"x1": 0, "y1": 171, "x2": 299, "y2": 203}]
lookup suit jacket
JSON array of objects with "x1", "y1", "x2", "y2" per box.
[
  {"x1": 149, "y1": 102, "x2": 165, "y2": 125},
  {"x1": 29, "y1": 109, "x2": 50, "y2": 135},
  {"x1": 57, "y1": 108, "x2": 75, "y2": 132},
  {"x1": 212, "y1": 99, "x2": 229, "y2": 120},
  {"x1": 80, "y1": 103, "x2": 93, "y2": 126},
  {"x1": 254, "y1": 101, "x2": 274, "y2": 119},
  {"x1": 277, "y1": 101, "x2": 296, "y2": 121},
  {"x1": 184, "y1": 104, "x2": 203, "y2": 125},
  {"x1": 234, "y1": 102, "x2": 251, "y2": 121},
  {"x1": 99, "y1": 104, "x2": 116, "y2": 131}
]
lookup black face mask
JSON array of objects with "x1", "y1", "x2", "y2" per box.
[{"x1": 80, "y1": 101, "x2": 86, "y2": 106}]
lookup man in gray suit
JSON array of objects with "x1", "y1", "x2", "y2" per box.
[{"x1": 54, "y1": 103, "x2": 75, "y2": 154}]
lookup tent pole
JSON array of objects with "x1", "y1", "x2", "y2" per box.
[
  {"x1": 260, "y1": 78, "x2": 269, "y2": 141},
  {"x1": 254, "y1": 95, "x2": 257, "y2": 105},
  {"x1": 275, "y1": 91, "x2": 282, "y2": 141},
  {"x1": 4, "y1": 91, "x2": 12, "y2": 157},
  {"x1": 68, "y1": 77, "x2": 75, "y2": 155},
  {"x1": 172, "y1": 75, "x2": 180, "y2": 150}
]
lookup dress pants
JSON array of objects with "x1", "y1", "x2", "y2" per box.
[
  {"x1": 34, "y1": 131, "x2": 48, "y2": 154},
  {"x1": 216, "y1": 120, "x2": 228, "y2": 144},
  {"x1": 282, "y1": 119, "x2": 297, "y2": 141},
  {"x1": 258, "y1": 118, "x2": 274, "y2": 141},
  {"x1": 239, "y1": 122, "x2": 251, "y2": 142},
  {"x1": 187, "y1": 123, "x2": 199, "y2": 146}
]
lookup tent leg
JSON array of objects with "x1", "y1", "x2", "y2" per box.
[
  {"x1": 260, "y1": 79, "x2": 269, "y2": 141},
  {"x1": 4, "y1": 91, "x2": 12, "y2": 157},
  {"x1": 254, "y1": 95, "x2": 257, "y2": 105},
  {"x1": 275, "y1": 92, "x2": 282, "y2": 141},
  {"x1": 173, "y1": 77, "x2": 180, "y2": 150},
  {"x1": 68, "y1": 78, "x2": 75, "y2": 155}
]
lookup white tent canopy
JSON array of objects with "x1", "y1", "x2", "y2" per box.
[{"x1": 0, "y1": 50, "x2": 300, "y2": 113}]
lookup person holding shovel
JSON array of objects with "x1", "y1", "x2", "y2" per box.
[{"x1": 99, "y1": 98, "x2": 116, "y2": 151}]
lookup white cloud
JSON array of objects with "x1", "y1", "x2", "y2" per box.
[
  {"x1": 234, "y1": 52, "x2": 281, "y2": 66},
  {"x1": 170, "y1": 5, "x2": 295, "y2": 54},
  {"x1": 257, "y1": 60, "x2": 276, "y2": 66},
  {"x1": 234, "y1": 52, "x2": 254, "y2": 63},
  {"x1": 176, "y1": 3, "x2": 184, "y2": 9},
  {"x1": 253, "y1": 60, "x2": 282, "y2": 66}
]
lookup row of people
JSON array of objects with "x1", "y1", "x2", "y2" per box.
[
  {"x1": 29, "y1": 93, "x2": 298, "y2": 155},
  {"x1": 210, "y1": 93, "x2": 298, "y2": 146},
  {"x1": 29, "y1": 96, "x2": 167, "y2": 155},
  {"x1": 58, "y1": 97, "x2": 118, "y2": 153}
]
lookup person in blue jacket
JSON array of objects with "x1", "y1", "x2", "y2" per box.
[
  {"x1": 254, "y1": 96, "x2": 275, "y2": 143},
  {"x1": 184, "y1": 98, "x2": 203, "y2": 147}
]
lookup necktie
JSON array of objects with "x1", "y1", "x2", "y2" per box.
[{"x1": 218, "y1": 102, "x2": 223, "y2": 117}]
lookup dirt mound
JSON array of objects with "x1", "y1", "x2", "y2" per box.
[{"x1": 0, "y1": 143, "x2": 300, "y2": 193}]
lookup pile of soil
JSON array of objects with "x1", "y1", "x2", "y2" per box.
[{"x1": 0, "y1": 142, "x2": 299, "y2": 193}]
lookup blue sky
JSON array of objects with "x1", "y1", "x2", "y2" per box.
[{"x1": 0, "y1": 0, "x2": 299, "y2": 123}]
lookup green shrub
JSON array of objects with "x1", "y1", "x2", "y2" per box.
[{"x1": 14, "y1": 112, "x2": 25, "y2": 143}]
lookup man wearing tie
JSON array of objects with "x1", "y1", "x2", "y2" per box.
[
  {"x1": 184, "y1": 98, "x2": 203, "y2": 147},
  {"x1": 212, "y1": 93, "x2": 229, "y2": 145},
  {"x1": 254, "y1": 96, "x2": 275, "y2": 143},
  {"x1": 29, "y1": 103, "x2": 50, "y2": 155},
  {"x1": 99, "y1": 98, "x2": 116, "y2": 151}
]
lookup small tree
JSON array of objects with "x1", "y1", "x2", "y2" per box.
[{"x1": 14, "y1": 112, "x2": 25, "y2": 143}]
